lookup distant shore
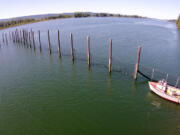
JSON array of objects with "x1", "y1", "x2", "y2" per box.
[
  {"x1": 0, "y1": 12, "x2": 147, "y2": 30},
  {"x1": 0, "y1": 12, "x2": 179, "y2": 30},
  {"x1": 0, "y1": 19, "x2": 48, "y2": 30}
]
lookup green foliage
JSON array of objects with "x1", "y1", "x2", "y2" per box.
[
  {"x1": 0, "y1": 18, "x2": 35, "y2": 29},
  {"x1": 95, "y1": 13, "x2": 111, "y2": 17},
  {"x1": 94, "y1": 13, "x2": 144, "y2": 18},
  {"x1": 74, "y1": 12, "x2": 91, "y2": 18},
  {"x1": 0, "y1": 15, "x2": 73, "y2": 29},
  {"x1": 98, "y1": 13, "x2": 108, "y2": 17},
  {"x1": 48, "y1": 16, "x2": 58, "y2": 19},
  {"x1": 58, "y1": 14, "x2": 73, "y2": 18},
  {"x1": 47, "y1": 14, "x2": 73, "y2": 20},
  {"x1": 177, "y1": 15, "x2": 180, "y2": 29}
]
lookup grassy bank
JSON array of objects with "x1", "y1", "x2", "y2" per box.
[
  {"x1": 0, "y1": 14, "x2": 73, "y2": 30},
  {"x1": 0, "y1": 19, "x2": 47, "y2": 30}
]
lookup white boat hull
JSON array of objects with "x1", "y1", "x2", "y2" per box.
[{"x1": 149, "y1": 82, "x2": 180, "y2": 104}]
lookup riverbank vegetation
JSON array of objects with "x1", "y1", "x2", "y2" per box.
[
  {"x1": 0, "y1": 14, "x2": 73, "y2": 30},
  {"x1": 0, "y1": 12, "x2": 145, "y2": 30},
  {"x1": 74, "y1": 12, "x2": 145, "y2": 18},
  {"x1": 177, "y1": 15, "x2": 180, "y2": 29},
  {"x1": 0, "y1": 18, "x2": 39, "y2": 30}
]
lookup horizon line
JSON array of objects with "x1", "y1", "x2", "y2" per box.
[{"x1": 0, "y1": 11, "x2": 178, "y2": 21}]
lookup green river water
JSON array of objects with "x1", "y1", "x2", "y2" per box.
[{"x1": 0, "y1": 17, "x2": 180, "y2": 135}]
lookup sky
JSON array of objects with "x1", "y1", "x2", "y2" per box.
[{"x1": 0, "y1": 0, "x2": 179, "y2": 20}]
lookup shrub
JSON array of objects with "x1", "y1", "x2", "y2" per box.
[{"x1": 177, "y1": 15, "x2": 180, "y2": 29}]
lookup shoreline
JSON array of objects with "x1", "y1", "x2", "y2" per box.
[
  {"x1": 0, "y1": 18, "x2": 54, "y2": 30},
  {"x1": 0, "y1": 16, "x2": 178, "y2": 31},
  {"x1": 0, "y1": 12, "x2": 147, "y2": 30}
]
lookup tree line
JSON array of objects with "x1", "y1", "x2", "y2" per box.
[
  {"x1": 0, "y1": 12, "x2": 146, "y2": 29},
  {"x1": 0, "y1": 14, "x2": 74, "y2": 29},
  {"x1": 0, "y1": 18, "x2": 36, "y2": 29},
  {"x1": 74, "y1": 12, "x2": 145, "y2": 18}
]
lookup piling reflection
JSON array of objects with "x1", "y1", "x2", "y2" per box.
[
  {"x1": 107, "y1": 73, "x2": 112, "y2": 95},
  {"x1": 48, "y1": 53, "x2": 53, "y2": 64},
  {"x1": 131, "y1": 81, "x2": 137, "y2": 91},
  {"x1": 87, "y1": 66, "x2": 92, "y2": 87},
  {"x1": 132, "y1": 80, "x2": 148, "y2": 91}
]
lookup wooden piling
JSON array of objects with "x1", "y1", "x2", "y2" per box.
[
  {"x1": 14, "y1": 31, "x2": 16, "y2": 43},
  {"x1": 14, "y1": 30, "x2": 16, "y2": 43},
  {"x1": 19, "y1": 30, "x2": 22, "y2": 43},
  {"x1": 10, "y1": 31, "x2": 12, "y2": 41},
  {"x1": 5, "y1": 33, "x2": 8, "y2": 45},
  {"x1": 175, "y1": 77, "x2": 179, "y2": 88},
  {"x1": 28, "y1": 32, "x2": 32, "y2": 48},
  {"x1": 24, "y1": 30, "x2": 26, "y2": 45},
  {"x1": 16, "y1": 30, "x2": 19, "y2": 43},
  {"x1": 22, "y1": 30, "x2": 24, "y2": 44},
  {"x1": 25, "y1": 30, "x2": 28, "y2": 45},
  {"x1": 38, "y1": 30, "x2": 41, "y2": 51},
  {"x1": 166, "y1": 74, "x2": 168, "y2": 81},
  {"x1": 13, "y1": 31, "x2": 15, "y2": 43},
  {"x1": 87, "y1": 36, "x2": 90, "y2": 68},
  {"x1": 70, "y1": 33, "x2": 74, "y2": 61},
  {"x1": 9, "y1": 31, "x2": 11, "y2": 41},
  {"x1": 16, "y1": 29, "x2": 18, "y2": 43},
  {"x1": 57, "y1": 30, "x2": 61, "y2": 58},
  {"x1": 32, "y1": 31, "x2": 35, "y2": 50},
  {"x1": 18, "y1": 30, "x2": 21, "y2": 43},
  {"x1": 24, "y1": 30, "x2": 27, "y2": 45},
  {"x1": 151, "y1": 68, "x2": 155, "y2": 80},
  {"x1": 26, "y1": 30, "x2": 29, "y2": 45},
  {"x1": 19, "y1": 29, "x2": 21, "y2": 43},
  {"x1": 134, "y1": 46, "x2": 142, "y2": 81},
  {"x1": 47, "y1": 30, "x2": 52, "y2": 54},
  {"x1": 16, "y1": 30, "x2": 18, "y2": 43},
  {"x1": 19, "y1": 31, "x2": 21, "y2": 45},
  {"x1": 23, "y1": 30, "x2": 26, "y2": 45},
  {"x1": 12, "y1": 32, "x2": 14, "y2": 43},
  {"x1": 2, "y1": 33, "x2": 5, "y2": 43},
  {"x1": 109, "y1": 38, "x2": 112, "y2": 74}
]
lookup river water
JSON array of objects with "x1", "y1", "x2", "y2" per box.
[{"x1": 0, "y1": 17, "x2": 180, "y2": 135}]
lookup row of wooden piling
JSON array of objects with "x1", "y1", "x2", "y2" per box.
[
  {"x1": 1, "y1": 28, "x2": 180, "y2": 87},
  {"x1": 1, "y1": 28, "x2": 144, "y2": 81},
  {"x1": 2, "y1": 33, "x2": 8, "y2": 45},
  {"x1": 1, "y1": 29, "x2": 97, "y2": 69}
]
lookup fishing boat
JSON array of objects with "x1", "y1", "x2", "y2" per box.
[{"x1": 148, "y1": 79, "x2": 180, "y2": 104}]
